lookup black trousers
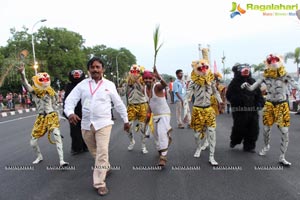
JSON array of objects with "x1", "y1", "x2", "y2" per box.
[
  {"x1": 70, "y1": 122, "x2": 87, "y2": 152},
  {"x1": 231, "y1": 111, "x2": 259, "y2": 150}
]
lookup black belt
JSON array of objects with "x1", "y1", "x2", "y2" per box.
[
  {"x1": 193, "y1": 105, "x2": 210, "y2": 109},
  {"x1": 38, "y1": 111, "x2": 56, "y2": 116},
  {"x1": 267, "y1": 100, "x2": 287, "y2": 106},
  {"x1": 129, "y1": 102, "x2": 147, "y2": 105}
]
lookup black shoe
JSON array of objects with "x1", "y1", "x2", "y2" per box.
[
  {"x1": 178, "y1": 125, "x2": 184, "y2": 129},
  {"x1": 243, "y1": 148, "x2": 256, "y2": 153},
  {"x1": 106, "y1": 169, "x2": 112, "y2": 177},
  {"x1": 230, "y1": 142, "x2": 236, "y2": 148},
  {"x1": 71, "y1": 150, "x2": 80, "y2": 155},
  {"x1": 71, "y1": 149, "x2": 84, "y2": 155}
]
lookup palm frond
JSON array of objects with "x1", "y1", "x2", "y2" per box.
[
  {"x1": 284, "y1": 52, "x2": 294, "y2": 63},
  {"x1": 295, "y1": 47, "x2": 300, "y2": 63},
  {"x1": 153, "y1": 25, "x2": 163, "y2": 66}
]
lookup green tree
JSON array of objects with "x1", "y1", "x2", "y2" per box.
[
  {"x1": 5, "y1": 27, "x2": 32, "y2": 59},
  {"x1": 251, "y1": 63, "x2": 265, "y2": 76},
  {"x1": 285, "y1": 47, "x2": 300, "y2": 78},
  {"x1": 90, "y1": 45, "x2": 136, "y2": 85},
  {"x1": 0, "y1": 27, "x2": 32, "y2": 93},
  {"x1": 0, "y1": 26, "x2": 138, "y2": 93},
  {"x1": 37, "y1": 27, "x2": 87, "y2": 86},
  {"x1": 161, "y1": 74, "x2": 176, "y2": 82},
  {"x1": 222, "y1": 67, "x2": 231, "y2": 81},
  {"x1": 0, "y1": 26, "x2": 87, "y2": 91}
]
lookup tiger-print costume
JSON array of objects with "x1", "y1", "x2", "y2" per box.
[
  {"x1": 191, "y1": 106, "x2": 216, "y2": 138},
  {"x1": 186, "y1": 60, "x2": 222, "y2": 166},
  {"x1": 32, "y1": 112, "x2": 60, "y2": 144},
  {"x1": 210, "y1": 95, "x2": 219, "y2": 116},
  {"x1": 126, "y1": 65, "x2": 149, "y2": 153},
  {"x1": 127, "y1": 103, "x2": 148, "y2": 122},
  {"x1": 187, "y1": 70, "x2": 221, "y2": 132},
  {"x1": 19, "y1": 67, "x2": 68, "y2": 166},
  {"x1": 263, "y1": 101, "x2": 290, "y2": 127},
  {"x1": 243, "y1": 54, "x2": 300, "y2": 166}
]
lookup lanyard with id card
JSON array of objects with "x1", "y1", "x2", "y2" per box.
[{"x1": 83, "y1": 80, "x2": 103, "y2": 112}]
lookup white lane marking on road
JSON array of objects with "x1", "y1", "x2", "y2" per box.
[
  {"x1": 0, "y1": 114, "x2": 36, "y2": 124},
  {"x1": 0, "y1": 113, "x2": 68, "y2": 125}
]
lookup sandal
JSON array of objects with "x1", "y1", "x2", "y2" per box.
[
  {"x1": 106, "y1": 169, "x2": 112, "y2": 177},
  {"x1": 158, "y1": 156, "x2": 167, "y2": 167},
  {"x1": 98, "y1": 187, "x2": 109, "y2": 196}
]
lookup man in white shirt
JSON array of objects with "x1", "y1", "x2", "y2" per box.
[{"x1": 64, "y1": 57, "x2": 130, "y2": 196}]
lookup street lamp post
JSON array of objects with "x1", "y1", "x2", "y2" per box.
[
  {"x1": 198, "y1": 44, "x2": 201, "y2": 59},
  {"x1": 56, "y1": 79, "x2": 61, "y2": 90},
  {"x1": 31, "y1": 19, "x2": 47, "y2": 75},
  {"x1": 116, "y1": 52, "x2": 124, "y2": 87},
  {"x1": 221, "y1": 51, "x2": 226, "y2": 80}
]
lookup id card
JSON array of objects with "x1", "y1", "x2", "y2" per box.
[{"x1": 82, "y1": 99, "x2": 91, "y2": 112}]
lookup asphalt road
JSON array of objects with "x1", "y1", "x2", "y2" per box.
[{"x1": 1, "y1": 104, "x2": 300, "y2": 200}]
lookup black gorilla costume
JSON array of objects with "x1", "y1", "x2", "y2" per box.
[
  {"x1": 226, "y1": 64, "x2": 265, "y2": 152},
  {"x1": 63, "y1": 70, "x2": 88, "y2": 155}
]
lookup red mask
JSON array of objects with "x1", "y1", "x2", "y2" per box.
[
  {"x1": 197, "y1": 64, "x2": 209, "y2": 73},
  {"x1": 266, "y1": 54, "x2": 280, "y2": 65}
]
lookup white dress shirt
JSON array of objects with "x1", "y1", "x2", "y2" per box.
[{"x1": 64, "y1": 77, "x2": 128, "y2": 131}]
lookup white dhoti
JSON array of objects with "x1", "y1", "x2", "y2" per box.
[{"x1": 153, "y1": 114, "x2": 172, "y2": 156}]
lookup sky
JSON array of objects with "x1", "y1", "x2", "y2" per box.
[{"x1": 1, "y1": 0, "x2": 300, "y2": 78}]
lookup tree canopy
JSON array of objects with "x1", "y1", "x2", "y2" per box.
[{"x1": 0, "y1": 27, "x2": 137, "y2": 94}]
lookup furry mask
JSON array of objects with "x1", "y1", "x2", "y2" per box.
[
  {"x1": 129, "y1": 64, "x2": 141, "y2": 76},
  {"x1": 192, "y1": 59, "x2": 210, "y2": 76},
  {"x1": 32, "y1": 72, "x2": 51, "y2": 89},
  {"x1": 263, "y1": 54, "x2": 286, "y2": 78},
  {"x1": 232, "y1": 63, "x2": 251, "y2": 78},
  {"x1": 265, "y1": 54, "x2": 283, "y2": 69},
  {"x1": 127, "y1": 65, "x2": 145, "y2": 85},
  {"x1": 191, "y1": 59, "x2": 214, "y2": 86},
  {"x1": 69, "y1": 69, "x2": 85, "y2": 83}
]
